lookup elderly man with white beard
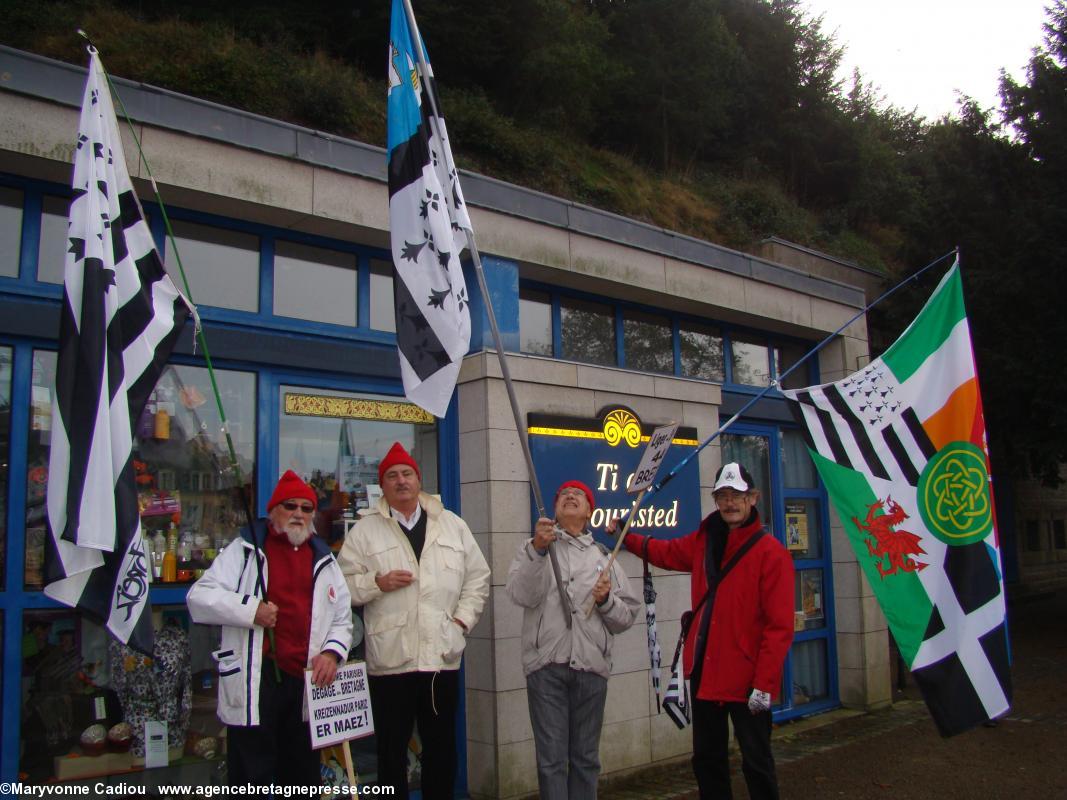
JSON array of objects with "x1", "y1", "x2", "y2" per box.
[{"x1": 188, "y1": 470, "x2": 353, "y2": 787}]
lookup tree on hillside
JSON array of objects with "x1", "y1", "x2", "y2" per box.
[{"x1": 594, "y1": 0, "x2": 745, "y2": 171}]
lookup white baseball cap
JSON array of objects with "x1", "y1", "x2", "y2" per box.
[{"x1": 713, "y1": 462, "x2": 754, "y2": 493}]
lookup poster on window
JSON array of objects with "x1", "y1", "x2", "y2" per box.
[
  {"x1": 800, "y1": 571, "x2": 823, "y2": 623},
  {"x1": 786, "y1": 502, "x2": 809, "y2": 551}
]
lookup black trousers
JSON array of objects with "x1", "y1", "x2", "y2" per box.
[
  {"x1": 369, "y1": 670, "x2": 459, "y2": 800},
  {"x1": 692, "y1": 699, "x2": 778, "y2": 800},
  {"x1": 227, "y1": 668, "x2": 320, "y2": 787}
]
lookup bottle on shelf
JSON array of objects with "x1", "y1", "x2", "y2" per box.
[
  {"x1": 177, "y1": 530, "x2": 194, "y2": 582},
  {"x1": 151, "y1": 529, "x2": 167, "y2": 580},
  {"x1": 162, "y1": 548, "x2": 177, "y2": 583}
]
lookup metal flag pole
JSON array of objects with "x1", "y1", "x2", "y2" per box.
[
  {"x1": 645, "y1": 247, "x2": 960, "y2": 501},
  {"x1": 400, "y1": 0, "x2": 574, "y2": 623}
]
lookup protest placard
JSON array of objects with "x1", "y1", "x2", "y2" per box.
[{"x1": 305, "y1": 661, "x2": 376, "y2": 749}]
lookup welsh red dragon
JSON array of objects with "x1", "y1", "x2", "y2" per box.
[{"x1": 852, "y1": 497, "x2": 927, "y2": 578}]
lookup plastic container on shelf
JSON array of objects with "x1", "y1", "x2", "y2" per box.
[
  {"x1": 151, "y1": 530, "x2": 166, "y2": 580},
  {"x1": 162, "y1": 549, "x2": 177, "y2": 582},
  {"x1": 177, "y1": 531, "x2": 195, "y2": 582}
]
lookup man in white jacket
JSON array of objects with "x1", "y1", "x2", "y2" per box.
[
  {"x1": 338, "y1": 442, "x2": 489, "y2": 800},
  {"x1": 506, "y1": 480, "x2": 640, "y2": 800},
  {"x1": 187, "y1": 469, "x2": 353, "y2": 787}
]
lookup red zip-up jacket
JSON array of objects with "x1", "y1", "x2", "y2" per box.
[{"x1": 625, "y1": 511, "x2": 795, "y2": 702}]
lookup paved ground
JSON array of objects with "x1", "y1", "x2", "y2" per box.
[{"x1": 600, "y1": 589, "x2": 1067, "y2": 800}]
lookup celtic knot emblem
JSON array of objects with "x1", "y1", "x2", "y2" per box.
[{"x1": 918, "y1": 441, "x2": 993, "y2": 546}]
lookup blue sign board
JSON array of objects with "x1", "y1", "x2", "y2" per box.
[{"x1": 527, "y1": 407, "x2": 703, "y2": 547}]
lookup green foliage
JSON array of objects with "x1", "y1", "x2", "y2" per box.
[{"x1": 4, "y1": 0, "x2": 1067, "y2": 481}]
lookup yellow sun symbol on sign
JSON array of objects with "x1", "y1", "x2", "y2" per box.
[{"x1": 603, "y1": 409, "x2": 642, "y2": 447}]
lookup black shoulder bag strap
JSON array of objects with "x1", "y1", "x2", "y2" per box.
[{"x1": 681, "y1": 528, "x2": 766, "y2": 697}]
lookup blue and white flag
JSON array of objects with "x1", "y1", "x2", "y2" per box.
[
  {"x1": 387, "y1": 0, "x2": 471, "y2": 418},
  {"x1": 45, "y1": 48, "x2": 193, "y2": 655}
]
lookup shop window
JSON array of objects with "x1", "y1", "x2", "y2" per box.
[
  {"x1": 37, "y1": 195, "x2": 70, "y2": 285},
  {"x1": 369, "y1": 259, "x2": 396, "y2": 332},
  {"x1": 679, "y1": 321, "x2": 724, "y2": 382},
  {"x1": 24, "y1": 352, "x2": 257, "y2": 588},
  {"x1": 0, "y1": 346, "x2": 10, "y2": 589},
  {"x1": 1025, "y1": 519, "x2": 1042, "y2": 551},
  {"x1": 519, "y1": 287, "x2": 552, "y2": 356},
  {"x1": 273, "y1": 240, "x2": 356, "y2": 326},
  {"x1": 164, "y1": 220, "x2": 259, "y2": 313},
  {"x1": 731, "y1": 334, "x2": 771, "y2": 386},
  {"x1": 560, "y1": 296, "x2": 615, "y2": 367},
  {"x1": 721, "y1": 432, "x2": 773, "y2": 533},
  {"x1": 0, "y1": 185, "x2": 22, "y2": 277},
  {"x1": 1054, "y1": 519, "x2": 1066, "y2": 550},
  {"x1": 791, "y1": 639, "x2": 830, "y2": 704},
  {"x1": 278, "y1": 387, "x2": 437, "y2": 547},
  {"x1": 19, "y1": 606, "x2": 231, "y2": 786},
  {"x1": 775, "y1": 342, "x2": 810, "y2": 390},
  {"x1": 794, "y1": 569, "x2": 825, "y2": 631},
  {"x1": 623, "y1": 309, "x2": 673, "y2": 374},
  {"x1": 780, "y1": 429, "x2": 817, "y2": 489}
]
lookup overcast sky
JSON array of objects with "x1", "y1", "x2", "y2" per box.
[{"x1": 802, "y1": 0, "x2": 1052, "y2": 119}]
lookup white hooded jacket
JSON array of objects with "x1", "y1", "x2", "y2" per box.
[{"x1": 187, "y1": 521, "x2": 353, "y2": 727}]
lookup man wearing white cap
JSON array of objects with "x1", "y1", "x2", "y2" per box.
[{"x1": 616, "y1": 461, "x2": 794, "y2": 800}]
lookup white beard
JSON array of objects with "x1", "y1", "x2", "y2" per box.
[{"x1": 285, "y1": 525, "x2": 311, "y2": 546}]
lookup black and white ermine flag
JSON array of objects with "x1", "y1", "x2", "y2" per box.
[
  {"x1": 44, "y1": 47, "x2": 193, "y2": 655},
  {"x1": 387, "y1": 0, "x2": 471, "y2": 418}
]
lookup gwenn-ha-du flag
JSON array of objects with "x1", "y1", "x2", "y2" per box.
[
  {"x1": 387, "y1": 0, "x2": 472, "y2": 418},
  {"x1": 45, "y1": 47, "x2": 192, "y2": 656},
  {"x1": 783, "y1": 261, "x2": 1011, "y2": 736}
]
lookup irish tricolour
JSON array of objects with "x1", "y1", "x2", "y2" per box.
[{"x1": 783, "y1": 261, "x2": 1011, "y2": 736}]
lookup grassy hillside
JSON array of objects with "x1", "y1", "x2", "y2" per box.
[{"x1": 0, "y1": 0, "x2": 890, "y2": 271}]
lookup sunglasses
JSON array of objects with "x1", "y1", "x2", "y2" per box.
[{"x1": 281, "y1": 501, "x2": 315, "y2": 513}]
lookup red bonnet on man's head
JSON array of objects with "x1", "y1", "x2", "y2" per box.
[
  {"x1": 378, "y1": 442, "x2": 421, "y2": 484},
  {"x1": 267, "y1": 470, "x2": 317, "y2": 512},
  {"x1": 555, "y1": 479, "x2": 595, "y2": 511}
]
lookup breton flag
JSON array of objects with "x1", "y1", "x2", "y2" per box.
[
  {"x1": 783, "y1": 261, "x2": 1011, "y2": 736},
  {"x1": 387, "y1": 0, "x2": 472, "y2": 418},
  {"x1": 44, "y1": 47, "x2": 193, "y2": 655}
]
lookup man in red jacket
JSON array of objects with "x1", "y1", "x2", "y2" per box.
[{"x1": 620, "y1": 462, "x2": 794, "y2": 799}]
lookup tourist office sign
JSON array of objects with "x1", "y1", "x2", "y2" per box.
[{"x1": 527, "y1": 406, "x2": 701, "y2": 544}]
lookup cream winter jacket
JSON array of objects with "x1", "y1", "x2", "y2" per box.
[
  {"x1": 506, "y1": 528, "x2": 640, "y2": 680},
  {"x1": 338, "y1": 492, "x2": 490, "y2": 675}
]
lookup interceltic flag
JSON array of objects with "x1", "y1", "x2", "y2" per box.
[
  {"x1": 45, "y1": 47, "x2": 192, "y2": 656},
  {"x1": 783, "y1": 261, "x2": 1010, "y2": 736},
  {"x1": 387, "y1": 0, "x2": 471, "y2": 417}
]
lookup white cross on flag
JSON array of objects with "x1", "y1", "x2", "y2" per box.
[{"x1": 783, "y1": 261, "x2": 1011, "y2": 736}]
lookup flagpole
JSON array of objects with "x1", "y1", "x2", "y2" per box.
[
  {"x1": 400, "y1": 0, "x2": 574, "y2": 623},
  {"x1": 646, "y1": 247, "x2": 959, "y2": 500}
]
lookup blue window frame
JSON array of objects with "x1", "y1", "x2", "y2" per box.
[
  {"x1": 0, "y1": 176, "x2": 398, "y2": 348},
  {"x1": 0, "y1": 173, "x2": 465, "y2": 787},
  {"x1": 518, "y1": 279, "x2": 819, "y2": 392},
  {"x1": 721, "y1": 421, "x2": 839, "y2": 721}
]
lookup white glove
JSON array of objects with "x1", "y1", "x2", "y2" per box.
[{"x1": 747, "y1": 688, "x2": 771, "y2": 714}]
